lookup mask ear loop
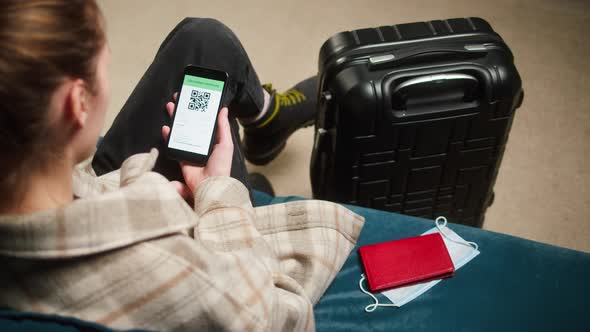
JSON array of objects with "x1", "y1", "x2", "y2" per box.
[
  {"x1": 358, "y1": 274, "x2": 398, "y2": 312},
  {"x1": 435, "y1": 216, "x2": 478, "y2": 250}
]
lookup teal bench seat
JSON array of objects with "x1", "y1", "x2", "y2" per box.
[{"x1": 2, "y1": 191, "x2": 588, "y2": 331}]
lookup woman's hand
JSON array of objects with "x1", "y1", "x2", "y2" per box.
[{"x1": 161, "y1": 93, "x2": 234, "y2": 201}]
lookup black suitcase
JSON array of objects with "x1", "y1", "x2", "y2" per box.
[{"x1": 310, "y1": 17, "x2": 523, "y2": 227}]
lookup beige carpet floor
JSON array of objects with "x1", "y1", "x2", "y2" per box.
[{"x1": 98, "y1": 0, "x2": 590, "y2": 252}]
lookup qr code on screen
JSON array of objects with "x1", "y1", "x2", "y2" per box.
[{"x1": 188, "y1": 89, "x2": 211, "y2": 112}]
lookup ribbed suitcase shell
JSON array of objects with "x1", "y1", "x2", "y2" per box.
[{"x1": 311, "y1": 18, "x2": 523, "y2": 227}]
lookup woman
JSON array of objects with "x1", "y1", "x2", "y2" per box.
[{"x1": 0, "y1": 1, "x2": 364, "y2": 331}]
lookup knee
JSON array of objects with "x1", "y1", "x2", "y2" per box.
[{"x1": 178, "y1": 17, "x2": 236, "y2": 40}]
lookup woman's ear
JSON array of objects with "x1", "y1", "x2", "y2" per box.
[{"x1": 65, "y1": 79, "x2": 90, "y2": 128}]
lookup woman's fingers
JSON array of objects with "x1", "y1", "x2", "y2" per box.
[
  {"x1": 165, "y1": 92, "x2": 178, "y2": 118},
  {"x1": 166, "y1": 102, "x2": 175, "y2": 118},
  {"x1": 161, "y1": 125, "x2": 171, "y2": 141}
]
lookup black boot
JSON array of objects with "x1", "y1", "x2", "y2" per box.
[
  {"x1": 247, "y1": 172, "x2": 275, "y2": 197},
  {"x1": 240, "y1": 76, "x2": 317, "y2": 165}
]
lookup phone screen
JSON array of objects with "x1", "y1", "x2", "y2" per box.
[{"x1": 167, "y1": 74, "x2": 225, "y2": 155}]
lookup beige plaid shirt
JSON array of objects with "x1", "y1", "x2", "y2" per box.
[{"x1": 0, "y1": 149, "x2": 364, "y2": 331}]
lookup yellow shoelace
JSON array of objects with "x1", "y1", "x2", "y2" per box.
[
  {"x1": 257, "y1": 84, "x2": 307, "y2": 128},
  {"x1": 263, "y1": 83, "x2": 307, "y2": 106}
]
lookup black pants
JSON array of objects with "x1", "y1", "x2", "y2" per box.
[{"x1": 92, "y1": 18, "x2": 266, "y2": 193}]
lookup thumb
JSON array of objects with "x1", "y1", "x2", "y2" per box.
[{"x1": 215, "y1": 108, "x2": 232, "y2": 147}]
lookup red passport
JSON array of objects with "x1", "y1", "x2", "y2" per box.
[{"x1": 359, "y1": 233, "x2": 455, "y2": 292}]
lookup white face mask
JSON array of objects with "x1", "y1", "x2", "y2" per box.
[{"x1": 359, "y1": 216, "x2": 480, "y2": 312}]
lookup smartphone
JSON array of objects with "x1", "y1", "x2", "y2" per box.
[{"x1": 166, "y1": 65, "x2": 228, "y2": 165}]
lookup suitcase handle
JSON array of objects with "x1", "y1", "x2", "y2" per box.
[
  {"x1": 390, "y1": 73, "x2": 480, "y2": 117},
  {"x1": 369, "y1": 44, "x2": 489, "y2": 69}
]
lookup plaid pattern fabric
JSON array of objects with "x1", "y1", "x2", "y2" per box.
[{"x1": 0, "y1": 149, "x2": 364, "y2": 331}]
